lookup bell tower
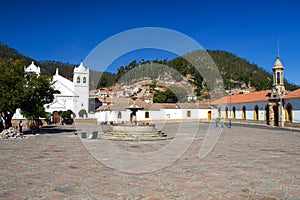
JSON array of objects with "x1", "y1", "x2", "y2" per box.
[
  {"x1": 272, "y1": 57, "x2": 285, "y2": 96},
  {"x1": 269, "y1": 55, "x2": 285, "y2": 127},
  {"x1": 73, "y1": 62, "x2": 89, "y2": 118}
]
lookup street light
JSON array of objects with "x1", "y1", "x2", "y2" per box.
[
  {"x1": 229, "y1": 85, "x2": 232, "y2": 128},
  {"x1": 278, "y1": 96, "x2": 282, "y2": 127}
]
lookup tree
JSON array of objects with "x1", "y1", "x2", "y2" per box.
[
  {"x1": 98, "y1": 76, "x2": 108, "y2": 88},
  {"x1": 153, "y1": 91, "x2": 167, "y2": 103},
  {"x1": 78, "y1": 109, "x2": 87, "y2": 118},
  {"x1": 0, "y1": 59, "x2": 54, "y2": 128},
  {"x1": 165, "y1": 89, "x2": 178, "y2": 103},
  {"x1": 153, "y1": 88, "x2": 179, "y2": 103},
  {"x1": 59, "y1": 110, "x2": 75, "y2": 119},
  {"x1": 0, "y1": 59, "x2": 27, "y2": 128},
  {"x1": 169, "y1": 86, "x2": 187, "y2": 103},
  {"x1": 20, "y1": 73, "x2": 54, "y2": 126},
  {"x1": 59, "y1": 110, "x2": 75, "y2": 125}
]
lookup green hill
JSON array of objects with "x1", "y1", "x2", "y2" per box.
[
  {"x1": 0, "y1": 42, "x2": 116, "y2": 89},
  {"x1": 114, "y1": 50, "x2": 299, "y2": 92},
  {"x1": 0, "y1": 42, "x2": 75, "y2": 78},
  {"x1": 207, "y1": 50, "x2": 298, "y2": 91},
  {"x1": 1, "y1": 42, "x2": 298, "y2": 92}
]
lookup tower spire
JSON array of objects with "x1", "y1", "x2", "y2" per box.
[{"x1": 277, "y1": 40, "x2": 280, "y2": 59}]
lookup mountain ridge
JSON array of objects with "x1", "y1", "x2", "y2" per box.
[{"x1": 0, "y1": 42, "x2": 298, "y2": 92}]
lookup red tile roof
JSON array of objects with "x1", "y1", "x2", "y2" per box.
[
  {"x1": 284, "y1": 88, "x2": 300, "y2": 99},
  {"x1": 179, "y1": 102, "x2": 210, "y2": 109},
  {"x1": 96, "y1": 96, "x2": 210, "y2": 111},
  {"x1": 211, "y1": 90, "x2": 271, "y2": 105}
]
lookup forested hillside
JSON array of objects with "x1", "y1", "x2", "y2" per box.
[
  {"x1": 207, "y1": 50, "x2": 298, "y2": 91},
  {"x1": 0, "y1": 42, "x2": 116, "y2": 88},
  {"x1": 114, "y1": 50, "x2": 299, "y2": 92},
  {"x1": 1, "y1": 42, "x2": 298, "y2": 92}
]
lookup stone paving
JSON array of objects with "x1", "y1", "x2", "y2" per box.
[{"x1": 0, "y1": 122, "x2": 299, "y2": 199}]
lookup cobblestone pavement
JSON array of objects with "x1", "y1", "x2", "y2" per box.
[{"x1": 0, "y1": 123, "x2": 299, "y2": 200}]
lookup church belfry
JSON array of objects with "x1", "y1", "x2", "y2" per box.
[
  {"x1": 73, "y1": 62, "x2": 90, "y2": 118},
  {"x1": 269, "y1": 56, "x2": 285, "y2": 127},
  {"x1": 272, "y1": 57, "x2": 285, "y2": 96}
]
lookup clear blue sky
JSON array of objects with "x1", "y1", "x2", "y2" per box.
[{"x1": 1, "y1": 0, "x2": 300, "y2": 85}]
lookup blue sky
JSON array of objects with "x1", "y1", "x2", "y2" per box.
[{"x1": 1, "y1": 0, "x2": 300, "y2": 85}]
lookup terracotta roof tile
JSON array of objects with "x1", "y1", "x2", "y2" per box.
[
  {"x1": 284, "y1": 88, "x2": 300, "y2": 99},
  {"x1": 211, "y1": 90, "x2": 271, "y2": 105},
  {"x1": 179, "y1": 102, "x2": 210, "y2": 109}
]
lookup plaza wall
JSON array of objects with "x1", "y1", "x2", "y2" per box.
[
  {"x1": 216, "y1": 101, "x2": 268, "y2": 121},
  {"x1": 284, "y1": 98, "x2": 300, "y2": 123},
  {"x1": 95, "y1": 108, "x2": 211, "y2": 123}
]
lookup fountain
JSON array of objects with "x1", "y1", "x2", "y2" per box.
[{"x1": 99, "y1": 95, "x2": 173, "y2": 141}]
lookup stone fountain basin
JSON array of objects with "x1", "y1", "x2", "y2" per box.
[
  {"x1": 98, "y1": 124, "x2": 173, "y2": 141},
  {"x1": 111, "y1": 124, "x2": 156, "y2": 134}
]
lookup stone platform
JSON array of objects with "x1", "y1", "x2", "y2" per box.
[{"x1": 99, "y1": 124, "x2": 174, "y2": 141}]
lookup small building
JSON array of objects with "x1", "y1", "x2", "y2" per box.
[
  {"x1": 95, "y1": 96, "x2": 211, "y2": 124},
  {"x1": 211, "y1": 57, "x2": 300, "y2": 127}
]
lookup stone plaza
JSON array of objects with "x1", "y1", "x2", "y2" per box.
[{"x1": 0, "y1": 122, "x2": 299, "y2": 199}]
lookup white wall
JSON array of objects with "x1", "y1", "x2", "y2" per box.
[
  {"x1": 285, "y1": 98, "x2": 300, "y2": 123},
  {"x1": 95, "y1": 108, "x2": 211, "y2": 123},
  {"x1": 216, "y1": 101, "x2": 268, "y2": 121}
]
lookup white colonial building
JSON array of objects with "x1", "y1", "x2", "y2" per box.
[
  {"x1": 95, "y1": 96, "x2": 212, "y2": 124},
  {"x1": 211, "y1": 57, "x2": 300, "y2": 127},
  {"x1": 45, "y1": 62, "x2": 90, "y2": 122}
]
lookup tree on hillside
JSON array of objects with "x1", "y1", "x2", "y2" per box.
[{"x1": 153, "y1": 88, "x2": 180, "y2": 103}]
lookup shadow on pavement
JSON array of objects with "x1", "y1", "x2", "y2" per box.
[{"x1": 24, "y1": 125, "x2": 77, "y2": 135}]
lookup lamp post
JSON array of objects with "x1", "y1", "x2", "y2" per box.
[
  {"x1": 229, "y1": 85, "x2": 232, "y2": 128},
  {"x1": 278, "y1": 96, "x2": 282, "y2": 127}
]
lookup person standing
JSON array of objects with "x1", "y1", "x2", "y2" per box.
[
  {"x1": 19, "y1": 120, "x2": 23, "y2": 133},
  {"x1": 215, "y1": 117, "x2": 219, "y2": 127},
  {"x1": 220, "y1": 117, "x2": 225, "y2": 128},
  {"x1": 0, "y1": 114, "x2": 3, "y2": 132}
]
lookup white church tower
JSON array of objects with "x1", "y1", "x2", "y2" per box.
[
  {"x1": 24, "y1": 61, "x2": 41, "y2": 76},
  {"x1": 73, "y1": 62, "x2": 89, "y2": 117}
]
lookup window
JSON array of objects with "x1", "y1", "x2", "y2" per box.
[
  {"x1": 277, "y1": 72, "x2": 280, "y2": 84},
  {"x1": 77, "y1": 76, "x2": 80, "y2": 83},
  {"x1": 83, "y1": 77, "x2": 86, "y2": 83},
  {"x1": 145, "y1": 111, "x2": 150, "y2": 119},
  {"x1": 187, "y1": 110, "x2": 191, "y2": 117}
]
